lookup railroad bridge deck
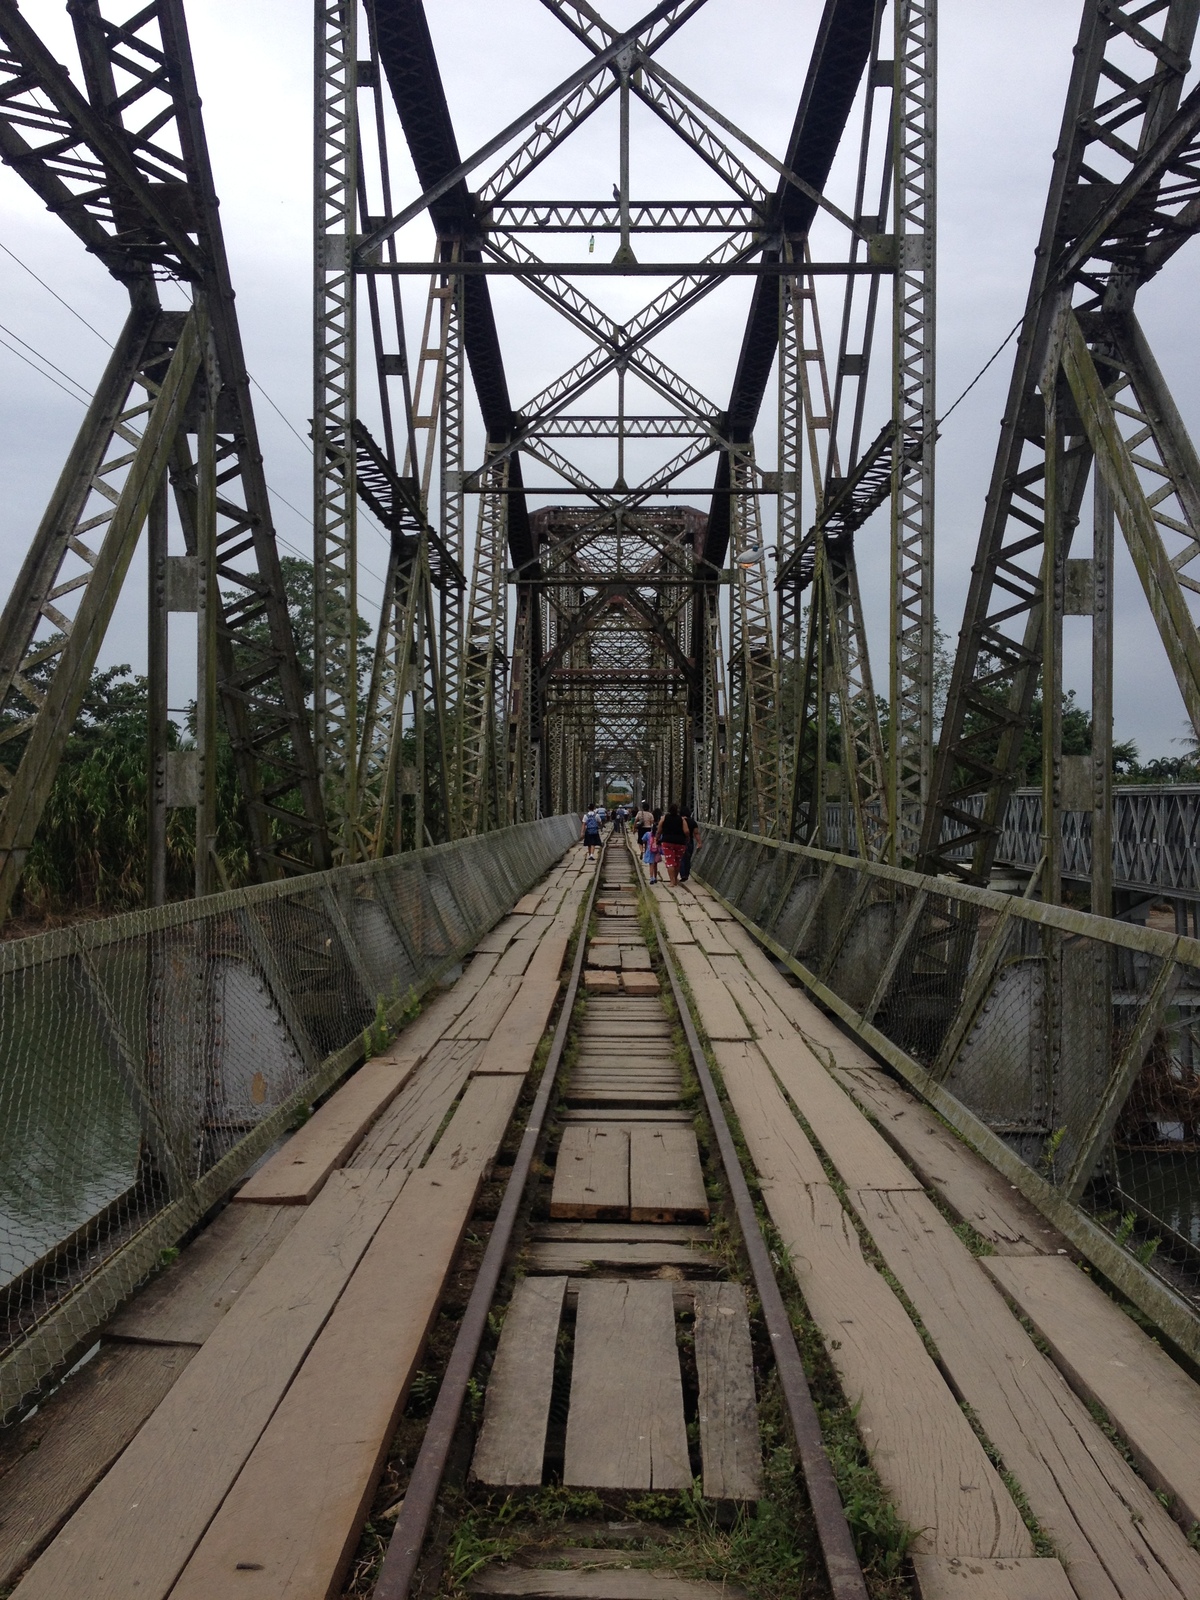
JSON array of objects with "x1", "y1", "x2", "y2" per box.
[{"x1": 2, "y1": 836, "x2": 1199, "y2": 1600}]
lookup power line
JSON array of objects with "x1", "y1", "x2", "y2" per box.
[
  {"x1": 0, "y1": 240, "x2": 115, "y2": 347},
  {"x1": 0, "y1": 331, "x2": 89, "y2": 404}
]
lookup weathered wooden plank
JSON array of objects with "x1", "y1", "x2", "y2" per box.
[
  {"x1": 580, "y1": 1022, "x2": 674, "y2": 1039},
  {"x1": 564, "y1": 1281, "x2": 691, "y2": 1490},
  {"x1": 474, "y1": 918, "x2": 529, "y2": 955},
  {"x1": 629, "y1": 1127, "x2": 709, "y2": 1223},
  {"x1": 496, "y1": 937, "x2": 537, "y2": 976},
  {"x1": 694, "y1": 1282, "x2": 761, "y2": 1501},
  {"x1": 674, "y1": 946, "x2": 750, "y2": 1040},
  {"x1": 589, "y1": 947, "x2": 623, "y2": 970},
  {"x1": 687, "y1": 916, "x2": 735, "y2": 957},
  {"x1": 621, "y1": 973, "x2": 661, "y2": 997},
  {"x1": 705, "y1": 954, "x2": 788, "y2": 1038},
  {"x1": 710, "y1": 1042, "x2": 827, "y2": 1188},
  {"x1": 448, "y1": 974, "x2": 523, "y2": 1040},
  {"x1": 426, "y1": 1076, "x2": 524, "y2": 1175},
  {"x1": 984, "y1": 1254, "x2": 1200, "y2": 1529},
  {"x1": 378, "y1": 951, "x2": 500, "y2": 1069},
  {"x1": 107, "y1": 1203, "x2": 301, "y2": 1347},
  {"x1": 170, "y1": 1156, "x2": 487, "y2": 1600},
  {"x1": 753, "y1": 1035, "x2": 924, "y2": 1192},
  {"x1": 478, "y1": 976, "x2": 561, "y2": 1074},
  {"x1": 513, "y1": 892, "x2": 543, "y2": 915},
  {"x1": 850, "y1": 1188, "x2": 1200, "y2": 1598},
  {"x1": 525, "y1": 927, "x2": 570, "y2": 986},
  {"x1": 350, "y1": 1038, "x2": 482, "y2": 1172},
  {"x1": 235, "y1": 1060, "x2": 414, "y2": 1205},
  {"x1": 565, "y1": 1090, "x2": 681, "y2": 1107},
  {"x1": 832, "y1": 1066, "x2": 1059, "y2": 1254},
  {"x1": 470, "y1": 1569, "x2": 747, "y2": 1600},
  {"x1": 534, "y1": 1223, "x2": 708, "y2": 1242},
  {"x1": 12, "y1": 1165, "x2": 411, "y2": 1600},
  {"x1": 558, "y1": 1108, "x2": 693, "y2": 1124},
  {"x1": 550, "y1": 1125, "x2": 630, "y2": 1219},
  {"x1": 527, "y1": 1241, "x2": 712, "y2": 1273},
  {"x1": 0, "y1": 1343, "x2": 196, "y2": 1590},
  {"x1": 760, "y1": 1179, "x2": 1030, "y2": 1558},
  {"x1": 912, "y1": 1556, "x2": 1075, "y2": 1599},
  {"x1": 473, "y1": 1277, "x2": 567, "y2": 1487},
  {"x1": 620, "y1": 947, "x2": 652, "y2": 971},
  {"x1": 658, "y1": 906, "x2": 695, "y2": 946}
]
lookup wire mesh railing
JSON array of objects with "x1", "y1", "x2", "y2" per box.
[
  {"x1": 0, "y1": 814, "x2": 579, "y2": 1422},
  {"x1": 695, "y1": 826, "x2": 1200, "y2": 1359}
]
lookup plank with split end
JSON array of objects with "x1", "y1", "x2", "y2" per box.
[
  {"x1": 687, "y1": 917, "x2": 735, "y2": 957},
  {"x1": 0, "y1": 1343, "x2": 196, "y2": 1590},
  {"x1": 425, "y1": 1074, "x2": 523, "y2": 1177},
  {"x1": 350, "y1": 1039, "x2": 482, "y2": 1172},
  {"x1": 912, "y1": 1556, "x2": 1075, "y2": 1599},
  {"x1": 535, "y1": 1223, "x2": 708, "y2": 1242},
  {"x1": 479, "y1": 977, "x2": 562, "y2": 1074},
  {"x1": 674, "y1": 946, "x2": 749, "y2": 1040},
  {"x1": 107, "y1": 1202, "x2": 300, "y2": 1346},
  {"x1": 235, "y1": 1060, "x2": 414, "y2": 1204},
  {"x1": 378, "y1": 952, "x2": 500, "y2": 1068},
  {"x1": 513, "y1": 892, "x2": 543, "y2": 914},
  {"x1": 13, "y1": 1167, "x2": 408, "y2": 1600},
  {"x1": 528, "y1": 1241, "x2": 712, "y2": 1273},
  {"x1": 629, "y1": 1127, "x2": 709, "y2": 1223},
  {"x1": 471, "y1": 1569, "x2": 747, "y2": 1600},
  {"x1": 496, "y1": 938, "x2": 537, "y2": 976},
  {"x1": 710, "y1": 1042, "x2": 826, "y2": 1188},
  {"x1": 473, "y1": 1277, "x2": 567, "y2": 1487},
  {"x1": 448, "y1": 975, "x2": 524, "y2": 1040},
  {"x1": 694, "y1": 1283, "x2": 761, "y2": 1501},
  {"x1": 983, "y1": 1255, "x2": 1200, "y2": 1528},
  {"x1": 832, "y1": 1065, "x2": 1059, "y2": 1254},
  {"x1": 753, "y1": 1034, "x2": 924, "y2": 1191},
  {"x1": 551, "y1": 1125, "x2": 630, "y2": 1219},
  {"x1": 170, "y1": 1158, "x2": 486, "y2": 1600},
  {"x1": 850, "y1": 1188, "x2": 1200, "y2": 1598},
  {"x1": 705, "y1": 954, "x2": 791, "y2": 1038},
  {"x1": 564, "y1": 1281, "x2": 691, "y2": 1490},
  {"x1": 759, "y1": 1180, "x2": 1030, "y2": 1558},
  {"x1": 475, "y1": 918, "x2": 530, "y2": 954}
]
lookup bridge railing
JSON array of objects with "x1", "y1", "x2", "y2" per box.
[
  {"x1": 0, "y1": 815, "x2": 579, "y2": 1422},
  {"x1": 696, "y1": 826, "x2": 1200, "y2": 1360}
]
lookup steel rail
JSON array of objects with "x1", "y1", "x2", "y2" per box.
[
  {"x1": 641, "y1": 848, "x2": 870, "y2": 1600},
  {"x1": 371, "y1": 838, "x2": 605, "y2": 1600}
]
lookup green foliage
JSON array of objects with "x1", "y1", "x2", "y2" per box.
[
  {"x1": 1114, "y1": 1211, "x2": 1138, "y2": 1247},
  {"x1": 363, "y1": 996, "x2": 392, "y2": 1058}
]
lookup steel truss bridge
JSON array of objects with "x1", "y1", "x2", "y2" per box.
[{"x1": 1, "y1": 0, "x2": 1199, "y2": 926}]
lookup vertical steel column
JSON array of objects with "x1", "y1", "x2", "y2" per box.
[
  {"x1": 1092, "y1": 473, "x2": 1114, "y2": 918},
  {"x1": 439, "y1": 269, "x2": 465, "y2": 714},
  {"x1": 727, "y1": 445, "x2": 778, "y2": 833},
  {"x1": 889, "y1": 0, "x2": 937, "y2": 862},
  {"x1": 194, "y1": 328, "x2": 220, "y2": 897},
  {"x1": 313, "y1": 0, "x2": 358, "y2": 855}
]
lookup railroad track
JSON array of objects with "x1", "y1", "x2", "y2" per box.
[{"x1": 366, "y1": 836, "x2": 867, "y2": 1600}]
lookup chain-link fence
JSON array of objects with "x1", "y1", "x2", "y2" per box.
[
  {"x1": 696, "y1": 826, "x2": 1200, "y2": 1357},
  {"x1": 0, "y1": 815, "x2": 579, "y2": 1421}
]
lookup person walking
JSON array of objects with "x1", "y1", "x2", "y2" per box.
[
  {"x1": 679, "y1": 804, "x2": 701, "y2": 882},
  {"x1": 634, "y1": 801, "x2": 654, "y2": 849},
  {"x1": 655, "y1": 802, "x2": 691, "y2": 885},
  {"x1": 642, "y1": 806, "x2": 663, "y2": 883},
  {"x1": 581, "y1": 806, "x2": 602, "y2": 862}
]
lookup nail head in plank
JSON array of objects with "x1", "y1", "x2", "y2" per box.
[
  {"x1": 911, "y1": 1556, "x2": 1075, "y2": 1599},
  {"x1": 0, "y1": 1343, "x2": 197, "y2": 1590},
  {"x1": 983, "y1": 1254, "x2": 1200, "y2": 1529},
  {"x1": 564, "y1": 1280, "x2": 692, "y2": 1490},
  {"x1": 629, "y1": 1127, "x2": 709, "y2": 1224},
  {"x1": 849, "y1": 1187, "x2": 1200, "y2": 1595},
  {"x1": 107, "y1": 1202, "x2": 301, "y2": 1347},
  {"x1": 473, "y1": 1277, "x2": 567, "y2": 1487},
  {"x1": 694, "y1": 1283, "x2": 762, "y2": 1501},
  {"x1": 551, "y1": 1125, "x2": 630, "y2": 1220},
  {"x1": 234, "y1": 1060, "x2": 415, "y2": 1205}
]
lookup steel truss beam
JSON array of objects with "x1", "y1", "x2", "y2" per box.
[{"x1": 0, "y1": 0, "x2": 328, "y2": 921}]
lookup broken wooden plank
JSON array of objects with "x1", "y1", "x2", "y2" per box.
[
  {"x1": 0, "y1": 1343, "x2": 196, "y2": 1590},
  {"x1": 850, "y1": 1187, "x2": 1200, "y2": 1597},
  {"x1": 629, "y1": 1126, "x2": 709, "y2": 1223},
  {"x1": 350, "y1": 1038, "x2": 482, "y2": 1173},
  {"x1": 378, "y1": 951, "x2": 500, "y2": 1069},
  {"x1": 983, "y1": 1254, "x2": 1200, "y2": 1529},
  {"x1": 234, "y1": 1060, "x2": 414, "y2": 1205},
  {"x1": 107, "y1": 1203, "x2": 301, "y2": 1347},
  {"x1": 448, "y1": 974, "x2": 523, "y2": 1040},
  {"x1": 694, "y1": 1283, "x2": 761, "y2": 1501},
  {"x1": 513, "y1": 892, "x2": 543, "y2": 915},
  {"x1": 564, "y1": 1281, "x2": 691, "y2": 1490},
  {"x1": 551, "y1": 1125, "x2": 630, "y2": 1220},
  {"x1": 912, "y1": 1556, "x2": 1074, "y2": 1599},
  {"x1": 473, "y1": 1277, "x2": 567, "y2": 1487},
  {"x1": 705, "y1": 954, "x2": 788, "y2": 1038},
  {"x1": 478, "y1": 976, "x2": 561, "y2": 1074}
]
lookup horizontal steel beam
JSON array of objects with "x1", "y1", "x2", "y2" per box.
[{"x1": 363, "y1": 259, "x2": 886, "y2": 276}]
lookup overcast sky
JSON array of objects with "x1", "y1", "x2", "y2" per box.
[{"x1": 2, "y1": 1, "x2": 1199, "y2": 758}]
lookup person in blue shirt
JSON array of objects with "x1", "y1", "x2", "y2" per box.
[{"x1": 581, "y1": 807, "x2": 602, "y2": 861}]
